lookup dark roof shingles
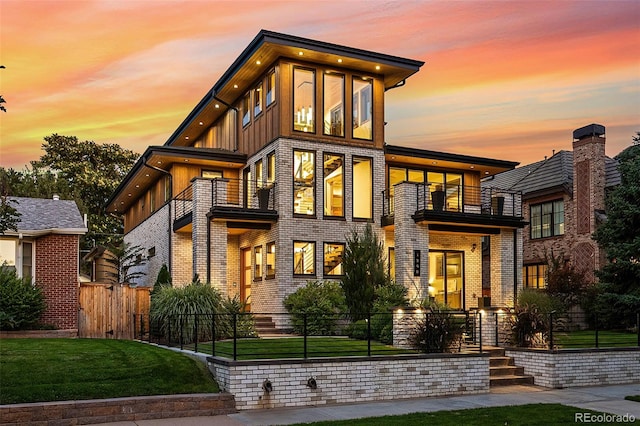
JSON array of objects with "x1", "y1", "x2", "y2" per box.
[{"x1": 8, "y1": 197, "x2": 86, "y2": 231}]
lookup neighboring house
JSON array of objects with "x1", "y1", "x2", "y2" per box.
[
  {"x1": 106, "y1": 30, "x2": 526, "y2": 317},
  {"x1": 0, "y1": 195, "x2": 87, "y2": 330},
  {"x1": 483, "y1": 124, "x2": 620, "y2": 289},
  {"x1": 83, "y1": 245, "x2": 118, "y2": 284}
]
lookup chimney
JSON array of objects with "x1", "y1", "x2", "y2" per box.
[{"x1": 52, "y1": 194, "x2": 60, "y2": 201}]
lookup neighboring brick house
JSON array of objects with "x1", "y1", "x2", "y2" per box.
[
  {"x1": 106, "y1": 30, "x2": 526, "y2": 317},
  {"x1": 483, "y1": 124, "x2": 621, "y2": 289},
  {"x1": 0, "y1": 196, "x2": 87, "y2": 330}
]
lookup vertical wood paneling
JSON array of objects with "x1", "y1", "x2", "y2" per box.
[{"x1": 78, "y1": 283, "x2": 151, "y2": 339}]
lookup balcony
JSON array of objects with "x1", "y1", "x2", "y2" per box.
[
  {"x1": 174, "y1": 178, "x2": 278, "y2": 231},
  {"x1": 381, "y1": 182, "x2": 524, "y2": 230}
]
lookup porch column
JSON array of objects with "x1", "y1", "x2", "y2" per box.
[
  {"x1": 191, "y1": 178, "x2": 212, "y2": 283},
  {"x1": 393, "y1": 182, "x2": 429, "y2": 302},
  {"x1": 490, "y1": 229, "x2": 521, "y2": 307},
  {"x1": 209, "y1": 221, "x2": 228, "y2": 294}
]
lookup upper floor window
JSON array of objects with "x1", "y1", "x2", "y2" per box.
[
  {"x1": 427, "y1": 171, "x2": 462, "y2": 212},
  {"x1": 293, "y1": 150, "x2": 315, "y2": 216},
  {"x1": 352, "y1": 77, "x2": 372, "y2": 140},
  {"x1": 523, "y1": 264, "x2": 547, "y2": 289},
  {"x1": 164, "y1": 176, "x2": 171, "y2": 202},
  {"x1": 530, "y1": 200, "x2": 564, "y2": 239},
  {"x1": 323, "y1": 153, "x2": 344, "y2": 217},
  {"x1": 353, "y1": 157, "x2": 372, "y2": 219},
  {"x1": 253, "y1": 83, "x2": 263, "y2": 117},
  {"x1": 323, "y1": 73, "x2": 344, "y2": 137},
  {"x1": 255, "y1": 160, "x2": 264, "y2": 187},
  {"x1": 293, "y1": 68, "x2": 315, "y2": 133},
  {"x1": 242, "y1": 92, "x2": 250, "y2": 126},
  {"x1": 202, "y1": 170, "x2": 223, "y2": 179},
  {"x1": 254, "y1": 245, "x2": 263, "y2": 280},
  {"x1": 266, "y1": 69, "x2": 276, "y2": 106}
]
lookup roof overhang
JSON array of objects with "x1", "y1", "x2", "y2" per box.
[
  {"x1": 106, "y1": 146, "x2": 246, "y2": 213},
  {"x1": 385, "y1": 145, "x2": 519, "y2": 177},
  {"x1": 2, "y1": 228, "x2": 87, "y2": 238},
  {"x1": 166, "y1": 30, "x2": 424, "y2": 148}
]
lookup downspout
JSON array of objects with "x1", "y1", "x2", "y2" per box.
[
  {"x1": 142, "y1": 162, "x2": 173, "y2": 277},
  {"x1": 206, "y1": 218, "x2": 211, "y2": 284}
]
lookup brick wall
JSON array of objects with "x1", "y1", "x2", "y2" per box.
[
  {"x1": 35, "y1": 234, "x2": 79, "y2": 330},
  {"x1": 506, "y1": 348, "x2": 640, "y2": 388},
  {"x1": 209, "y1": 354, "x2": 489, "y2": 410}
]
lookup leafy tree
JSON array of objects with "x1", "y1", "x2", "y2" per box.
[
  {"x1": 341, "y1": 223, "x2": 391, "y2": 320},
  {"x1": 0, "y1": 195, "x2": 20, "y2": 235},
  {"x1": 544, "y1": 251, "x2": 587, "y2": 308},
  {"x1": 592, "y1": 138, "x2": 640, "y2": 327}
]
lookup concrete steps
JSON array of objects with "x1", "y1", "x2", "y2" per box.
[{"x1": 487, "y1": 347, "x2": 535, "y2": 387}]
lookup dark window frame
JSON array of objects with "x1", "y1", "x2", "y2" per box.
[
  {"x1": 323, "y1": 152, "x2": 345, "y2": 219},
  {"x1": 530, "y1": 199, "x2": 564, "y2": 239},
  {"x1": 352, "y1": 155, "x2": 374, "y2": 221},
  {"x1": 293, "y1": 240, "x2": 316, "y2": 276},
  {"x1": 293, "y1": 149, "x2": 316, "y2": 218},
  {"x1": 323, "y1": 241, "x2": 345, "y2": 277}
]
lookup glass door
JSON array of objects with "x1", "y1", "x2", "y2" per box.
[{"x1": 428, "y1": 251, "x2": 464, "y2": 309}]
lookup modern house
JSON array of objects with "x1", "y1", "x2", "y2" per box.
[
  {"x1": 483, "y1": 124, "x2": 621, "y2": 288},
  {"x1": 0, "y1": 196, "x2": 87, "y2": 330},
  {"x1": 106, "y1": 30, "x2": 526, "y2": 316}
]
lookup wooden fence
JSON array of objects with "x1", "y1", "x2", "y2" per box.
[{"x1": 78, "y1": 283, "x2": 150, "y2": 339}]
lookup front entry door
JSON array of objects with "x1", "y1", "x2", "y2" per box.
[
  {"x1": 429, "y1": 251, "x2": 464, "y2": 309},
  {"x1": 241, "y1": 248, "x2": 252, "y2": 311}
]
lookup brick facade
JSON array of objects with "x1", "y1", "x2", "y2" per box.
[{"x1": 35, "y1": 234, "x2": 80, "y2": 330}]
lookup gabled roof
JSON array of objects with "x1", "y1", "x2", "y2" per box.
[
  {"x1": 483, "y1": 150, "x2": 620, "y2": 198},
  {"x1": 5, "y1": 197, "x2": 87, "y2": 236}
]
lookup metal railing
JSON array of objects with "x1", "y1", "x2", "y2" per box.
[
  {"x1": 382, "y1": 183, "x2": 522, "y2": 218},
  {"x1": 174, "y1": 185, "x2": 193, "y2": 220}
]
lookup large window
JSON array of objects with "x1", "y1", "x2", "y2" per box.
[
  {"x1": 352, "y1": 77, "x2": 372, "y2": 140},
  {"x1": 266, "y1": 69, "x2": 276, "y2": 106},
  {"x1": 253, "y1": 83, "x2": 263, "y2": 117},
  {"x1": 266, "y1": 242, "x2": 276, "y2": 279},
  {"x1": 293, "y1": 150, "x2": 315, "y2": 216},
  {"x1": 428, "y1": 171, "x2": 462, "y2": 212},
  {"x1": 293, "y1": 68, "x2": 315, "y2": 133},
  {"x1": 254, "y1": 245, "x2": 263, "y2": 280},
  {"x1": 429, "y1": 251, "x2": 464, "y2": 309},
  {"x1": 242, "y1": 92, "x2": 250, "y2": 126},
  {"x1": 323, "y1": 242, "x2": 344, "y2": 276},
  {"x1": 323, "y1": 73, "x2": 344, "y2": 137},
  {"x1": 0, "y1": 239, "x2": 16, "y2": 271},
  {"x1": 202, "y1": 170, "x2": 223, "y2": 179},
  {"x1": 294, "y1": 241, "x2": 315, "y2": 275},
  {"x1": 323, "y1": 153, "x2": 344, "y2": 217},
  {"x1": 523, "y1": 264, "x2": 547, "y2": 289},
  {"x1": 530, "y1": 200, "x2": 564, "y2": 239},
  {"x1": 353, "y1": 157, "x2": 372, "y2": 219}
]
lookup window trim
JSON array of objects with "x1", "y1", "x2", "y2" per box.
[
  {"x1": 323, "y1": 152, "x2": 345, "y2": 219},
  {"x1": 530, "y1": 199, "x2": 565, "y2": 239},
  {"x1": 241, "y1": 91, "x2": 251, "y2": 127},
  {"x1": 292, "y1": 67, "x2": 316, "y2": 134},
  {"x1": 254, "y1": 245, "x2": 263, "y2": 281},
  {"x1": 266, "y1": 241, "x2": 276, "y2": 279},
  {"x1": 266, "y1": 68, "x2": 276, "y2": 106},
  {"x1": 323, "y1": 241, "x2": 345, "y2": 277},
  {"x1": 293, "y1": 240, "x2": 316, "y2": 276},
  {"x1": 352, "y1": 76, "x2": 373, "y2": 141},
  {"x1": 523, "y1": 263, "x2": 547, "y2": 289},
  {"x1": 253, "y1": 82, "x2": 263, "y2": 118},
  {"x1": 266, "y1": 151, "x2": 276, "y2": 184}
]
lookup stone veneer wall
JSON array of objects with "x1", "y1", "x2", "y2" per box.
[
  {"x1": 505, "y1": 348, "x2": 640, "y2": 388},
  {"x1": 209, "y1": 354, "x2": 489, "y2": 410}
]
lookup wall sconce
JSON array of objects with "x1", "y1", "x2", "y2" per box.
[
  {"x1": 306, "y1": 377, "x2": 317, "y2": 389},
  {"x1": 471, "y1": 243, "x2": 477, "y2": 253},
  {"x1": 262, "y1": 379, "x2": 273, "y2": 393}
]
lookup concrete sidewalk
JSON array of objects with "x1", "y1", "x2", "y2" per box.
[{"x1": 96, "y1": 383, "x2": 640, "y2": 425}]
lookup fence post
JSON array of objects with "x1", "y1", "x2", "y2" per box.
[
  {"x1": 367, "y1": 312, "x2": 371, "y2": 357},
  {"x1": 194, "y1": 314, "x2": 199, "y2": 353},
  {"x1": 168, "y1": 316, "x2": 172, "y2": 347},
  {"x1": 548, "y1": 311, "x2": 554, "y2": 351},
  {"x1": 212, "y1": 314, "x2": 216, "y2": 357},
  {"x1": 478, "y1": 311, "x2": 482, "y2": 354},
  {"x1": 233, "y1": 313, "x2": 237, "y2": 361},
  {"x1": 595, "y1": 312, "x2": 599, "y2": 348},
  {"x1": 637, "y1": 312, "x2": 640, "y2": 347},
  {"x1": 303, "y1": 313, "x2": 308, "y2": 359},
  {"x1": 180, "y1": 314, "x2": 184, "y2": 350}
]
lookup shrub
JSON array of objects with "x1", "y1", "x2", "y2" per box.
[
  {"x1": 152, "y1": 264, "x2": 171, "y2": 295},
  {"x1": 506, "y1": 289, "x2": 559, "y2": 347},
  {"x1": 408, "y1": 307, "x2": 466, "y2": 353},
  {"x1": 150, "y1": 281, "x2": 222, "y2": 343},
  {"x1": 219, "y1": 295, "x2": 256, "y2": 338},
  {"x1": 283, "y1": 280, "x2": 346, "y2": 335},
  {"x1": 0, "y1": 267, "x2": 46, "y2": 330}
]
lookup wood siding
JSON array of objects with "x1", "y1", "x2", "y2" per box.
[{"x1": 78, "y1": 283, "x2": 150, "y2": 339}]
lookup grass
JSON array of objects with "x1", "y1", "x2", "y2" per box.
[
  {"x1": 180, "y1": 336, "x2": 415, "y2": 359},
  {"x1": 291, "y1": 404, "x2": 622, "y2": 426},
  {"x1": 625, "y1": 395, "x2": 640, "y2": 402},
  {"x1": 0, "y1": 338, "x2": 219, "y2": 404},
  {"x1": 554, "y1": 330, "x2": 637, "y2": 348}
]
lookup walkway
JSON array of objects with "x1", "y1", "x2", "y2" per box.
[{"x1": 95, "y1": 383, "x2": 640, "y2": 425}]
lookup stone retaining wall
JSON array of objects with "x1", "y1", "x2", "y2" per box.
[
  {"x1": 209, "y1": 354, "x2": 489, "y2": 410},
  {"x1": 505, "y1": 347, "x2": 640, "y2": 388},
  {"x1": 0, "y1": 393, "x2": 235, "y2": 425}
]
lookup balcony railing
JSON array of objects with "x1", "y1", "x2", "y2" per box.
[
  {"x1": 174, "y1": 178, "x2": 277, "y2": 221},
  {"x1": 382, "y1": 183, "x2": 522, "y2": 218}
]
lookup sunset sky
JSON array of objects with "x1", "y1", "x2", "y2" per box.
[{"x1": 1, "y1": 0, "x2": 638, "y2": 170}]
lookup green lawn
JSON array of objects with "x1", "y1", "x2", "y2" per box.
[
  {"x1": 554, "y1": 330, "x2": 637, "y2": 348},
  {"x1": 292, "y1": 404, "x2": 622, "y2": 426},
  {"x1": 180, "y1": 336, "x2": 414, "y2": 359},
  {"x1": 625, "y1": 395, "x2": 640, "y2": 403},
  {"x1": 0, "y1": 338, "x2": 219, "y2": 404}
]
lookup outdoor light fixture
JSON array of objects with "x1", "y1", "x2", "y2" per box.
[
  {"x1": 262, "y1": 379, "x2": 273, "y2": 393},
  {"x1": 307, "y1": 377, "x2": 317, "y2": 389}
]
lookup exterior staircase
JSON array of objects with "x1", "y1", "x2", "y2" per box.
[
  {"x1": 487, "y1": 347, "x2": 535, "y2": 386},
  {"x1": 253, "y1": 315, "x2": 281, "y2": 336}
]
